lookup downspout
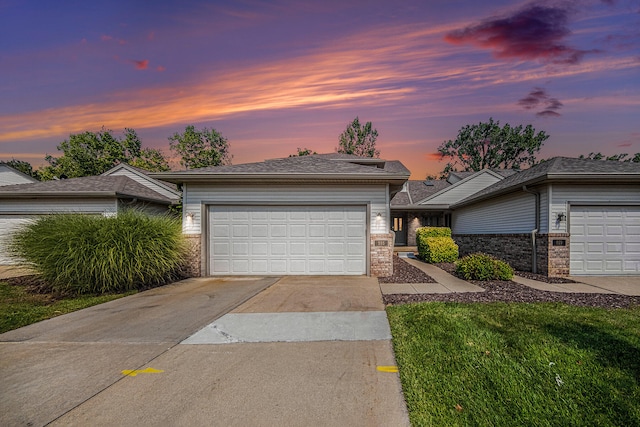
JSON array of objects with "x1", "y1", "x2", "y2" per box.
[{"x1": 522, "y1": 185, "x2": 540, "y2": 274}]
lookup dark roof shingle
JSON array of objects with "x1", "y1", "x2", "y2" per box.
[{"x1": 0, "y1": 176, "x2": 173, "y2": 203}]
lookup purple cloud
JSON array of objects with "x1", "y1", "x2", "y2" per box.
[
  {"x1": 518, "y1": 87, "x2": 563, "y2": 117},
  {"x1": 445, "y1": 4, "x2": 597, "y2": 64}
]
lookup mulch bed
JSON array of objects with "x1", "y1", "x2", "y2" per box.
[
  {"x1": 378, "y1": 256, "x2": 436, "y2": 283},
  {"x1": 383, "y1": 259, "x2": 640, "y2": 309}
]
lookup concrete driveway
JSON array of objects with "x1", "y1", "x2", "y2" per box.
[
  {"x1": 0, "y1": 276, "x2": 409, "y2": 426},
  {"x1": 567, "y1": 275, "x2": 640, "y2": 296}
]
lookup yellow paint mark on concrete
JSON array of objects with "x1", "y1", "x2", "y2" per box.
[
  {"x1": 377, "y1": 365, "x2": 399, "y2": 373},
  {"x1": 122, "y1": 367, "x2": 164, "y2": 377}
]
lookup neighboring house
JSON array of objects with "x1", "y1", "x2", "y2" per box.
[
  {"x1": 451, "y1": 157, "x2": 640, "y2": 277},
  {"x1": 391, "y1": 169, "x2": 516, "y2": 246},
  {"x1": 0, "y1": 163, "x2": 38, "y2": 186},
  {"x1": 0, "y1": 175, "x2": 177, "y2": 265},
  {"x1": 154, "y1": 153, "x2": 410, "y2": 277}
]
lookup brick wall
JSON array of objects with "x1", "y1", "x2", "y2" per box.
[
  {"x1": 453, "y1": 234, "x2": 534, "y2": 271},
  {"x1": 370, "y1": 233, "x2": 394, "y2": 277},
  {"x1": 452, "y1": 233, "x2": 571, "y2": 277},
  {"x1": 183, "y1": 234, "x2": 202, "y2": 277},
  {"x1": 546, "y1": 233, "x2": 570, "y2": 277}
]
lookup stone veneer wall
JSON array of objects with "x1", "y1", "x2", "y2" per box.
[
  {"x1": 370, "y1": 233, "x2": 394, "y2": 277},
  {"x1": 545, "y1": 233, "x2": 570, "y2": 277},
  {"x1": 406, "y1": 212, "x2": 422, "y2": 247},
  {"x1": 183, "y1": 234, "x2": 202, "y2": 277}
]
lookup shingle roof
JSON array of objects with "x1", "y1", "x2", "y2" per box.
[
  {"x1": 391, "y1": 180, "x2": 451, "y2": 206},
  {"x1": 453, "y1": 157, "x2": 640, "y2": 208},
  {"x1": 154, "y1": 153, "x2": 410, "y2": 182},
  {"x1": 0, "y1": 175, "x2": 174, "y2": 203}
]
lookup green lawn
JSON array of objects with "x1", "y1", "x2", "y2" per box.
[
  {"x1": 387, "y1": 302, "x2": 640, "y2": 427},
  {"x1": 0, "y1": 281, "x2": 133, "y2": 334}
]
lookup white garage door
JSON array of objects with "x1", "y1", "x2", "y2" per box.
[
  {"x1": 0, "y1": 215, "x2": 36, "y2": 265},
  {"x1": 208, "y1": 205, "x2": 367, "y2": 275},
  {"x1": 570, "y1": 206, "x2": 640, "y2": 275}
]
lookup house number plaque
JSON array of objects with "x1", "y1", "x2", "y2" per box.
[
  {"x1": 552, "y1": 240, "x2": 566, "y2": 246},
  {"x1": 374, "y1": 240, "x2": 389, "y2": 246}
]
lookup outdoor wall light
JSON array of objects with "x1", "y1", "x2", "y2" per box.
[
  {"x1": 376, "y1": 212, "x2": 382, "y2": 220},
  {"x1": 556, "y1": 212, "x2": 566, "y2": 222},
  {"x1": 186, "y1": 212, "x2": 195, "y2": 219}
]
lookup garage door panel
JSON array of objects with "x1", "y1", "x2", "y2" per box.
[
  {"x1": 209, "y1": 205, "x2": 366, "y2": 275},
  {"x1": 571, "y1": 206, "x2": 640, "y2": 275},
  {"x1": 251, "y1": 224, "x2": 268, "y2": 237},
  {"x1": 271, "y1": 225, "x2": 287, "y2": 238}
]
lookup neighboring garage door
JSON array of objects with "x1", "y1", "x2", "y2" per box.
[
  {"x1": 570, "y1": 206, "x2": 640, "y2": 275},
  {"x1": 208, "y1": 205, "x2": 367, "y2": 275},
  {"x1": 0, "y1": 215, "x2": 36, "y2": 265}
]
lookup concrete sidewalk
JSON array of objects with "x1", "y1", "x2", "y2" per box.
[
  {"x1": 381, "y1": 256, "x2": 484, "y2": 295},
  {"x1": 513, "y1": 274, "x2": 640, "y2": 296},
  {"x1": 384, "y1": 255, "x2": 639, "y2": 296}
]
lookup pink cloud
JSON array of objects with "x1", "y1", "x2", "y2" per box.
[
  {"x1": 156, "y1": 65, "x2": 166, "y2": 72},
  {"x1": 133, "y1": 59, "x2": 149, "y2": 70}
]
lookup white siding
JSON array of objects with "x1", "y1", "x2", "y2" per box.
[
  {"x1": 105, "y1": 167, "x2": 180, "y2": 201},
  {"x1": 422, "y1": 172, "x2": 502, "y2": 205},
  {"x1": 0, "y1": 165, "x2": 36, "y2": 186},
  {"x1": 551, "y1": 184, "x2": 640, "y2": 233},
  {"x1": 453, "y1": 192, "x2": 536, "y2": 234},
  {"x1": 0, "y1": 215, "x2": 37, "y2": 265},
  {"x1": 0, "y1": 198, "x2": 117, "y2": 215},
  {"x1": 183, "y1": 184, "x2": 389, "y2": 235}
]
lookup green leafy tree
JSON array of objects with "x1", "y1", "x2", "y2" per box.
[
  {"x1": 129, "y1": 147, "x2": 171, "y2": 172},
  {"x1": 169, "y1": 125, "x2": 231, "y2": 169},
  {"x1": 289, "y1": 147, "x2": 317, "y2": 157},
  {"x1": 337, "y1": 117, "x2": 380, "y2": 157},
  {"x1": 41, "y1": 128, "x2": 143, "y2": 180},
  {"x1": 579, "y1": 152, "x2": 640, "y2": 162},
  {"x1": 438, "y1": 118, "x2": 549, "y2": 174},
  {"x1": 2, "y1": 159, "x2": 40, "y2": 180}
]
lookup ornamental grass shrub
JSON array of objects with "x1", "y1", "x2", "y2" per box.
[
  {"x1": 416, "y1": 227, "x2": 458, "y2": 263},
  {"x1": 455, "y1": 252, "x2": 514, "y2": 281},
  {"x1": 10, "y1": 211, "x2": 187, "y2": 295}
]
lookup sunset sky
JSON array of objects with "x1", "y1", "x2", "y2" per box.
[{"x1": 1, "y1": 0, "x2": 638, "y2": 178}]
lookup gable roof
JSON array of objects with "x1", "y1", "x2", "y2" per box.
[
  {"x1": 452, "y1": 157, "x2": 640, "y2": 208},
  {"x1": 103, "y1": 163, "x2": 181, "y2": 202},
  {"x1": 153, "y1": 153, "x2": 410, "y2": 187},
  {"x1": 0, "y1": 175, "x2": 174, "y2": 204},
  {"x1": 391, "y1": 180, "x2": 450, "y2": 207},
  {"x1": 0, "y1": 163, "x2": 38, "y2": 186}
]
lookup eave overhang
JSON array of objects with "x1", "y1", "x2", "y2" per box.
[
  {"x1": 451, "y1": 173, "x2": 640, "y2": 209},
  {"x1": 0, "y1": 192, "x2": 173, "y2": 205},
  {"x1": 152, "y1": 172, "x2": 410, "y2": 186}
]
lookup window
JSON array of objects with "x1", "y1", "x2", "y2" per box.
[{"x1": 393, "y1": 217, "x2": 403, "y2": 232}]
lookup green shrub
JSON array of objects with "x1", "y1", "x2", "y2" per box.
[
  {"x1": 455, "y1": 252, "x2": 514, "y2": 281},
  {"x1": 415, "y1": 227, "x2": 458, "y2": 263},
  {"x1": 421, "y1": 237, "x2": 459, "y2": 263},
  {"x1": 10, "y1": 211, "x2": 187, "y2": 294}
]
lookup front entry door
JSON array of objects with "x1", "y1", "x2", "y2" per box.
[{"x1": 392, "y1": 213, "x2": 407, "y2": 246}]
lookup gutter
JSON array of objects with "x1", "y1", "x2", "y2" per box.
[
  {"x1": 522, "y1": 185, "x2": 540, "y2": 274},
  {"x1": 151, "y1": 172, "x2": 410, "y2": 184}
]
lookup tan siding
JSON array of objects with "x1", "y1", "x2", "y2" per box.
[
  {"x1": 183, "y1": 184, "x2": 388, "y2": 235},
  {"x1": 453, "y1": 192, "x2": 536, "y2": 234}
]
